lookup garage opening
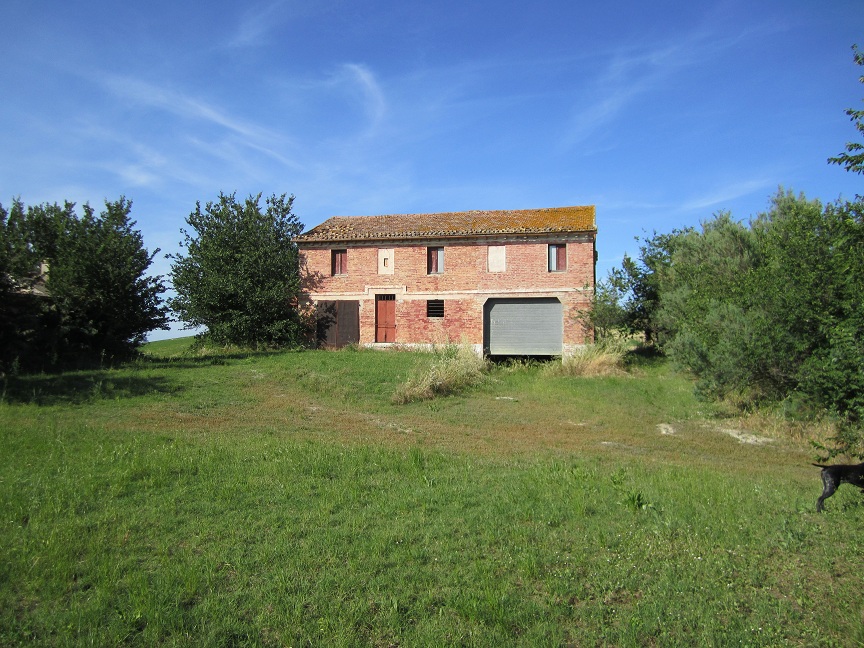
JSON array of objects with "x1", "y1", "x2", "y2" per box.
[
  {"x1": 483, "y1": 297, "x2": 563, "y2": 357},
  {"x1": 316, "y1": 300, "x2": 360, "y2": 348}
]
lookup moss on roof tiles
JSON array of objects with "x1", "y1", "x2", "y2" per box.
[{"x1": 295, "y1": 206, "x2": 596, "y2": 242}]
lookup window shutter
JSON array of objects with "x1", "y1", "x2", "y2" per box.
[
  {"x1": 549, "y1": 244, "x2": 566, "y2": 271},
  {"x1": 428, "y1": 247, "x2": 443, "y2": 273},
  {"x1": 332, "y1": 250, "x2": 347, "y2": 275}
]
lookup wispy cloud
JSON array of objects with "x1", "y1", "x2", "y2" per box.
[
  {"x1": 92, "y1": 72, "x2": 300, "y2": 169},
  {"x1": 677, "y1": 178, "x2": 775, "y2": 212},
  {"x1": 562, "y1": 48, "x2": 695, "y2": 149},
  {"x1": 560, "y1": 22, "x2": 771, "y2": 149},
  {"x1": 228, "y1": 0, "x2": 290, "y2": 48},
  {"x1": 343, "y1": 63, "x2": 387, "y2": 128},
  {"x1": 30, "y1": 117, "x2": 209, "y2": 193},
  {"x1": 591, "y1": 177, "x2": 775, "y2": 220},
  {"x1": 99, "y1": 74, "x2": 265, "y2": 138}
]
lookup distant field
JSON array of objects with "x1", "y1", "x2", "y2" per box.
[
  {"x1": 1, "y1": 343, "x2": 862, "y2": 646},
  {"x1": 142, "y1": 335, "x2": 198, "y2": 356}
]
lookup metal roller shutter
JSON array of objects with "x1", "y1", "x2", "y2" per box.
[{"x1": 484, "y1": 298, "x2": 563, "y2": 355}]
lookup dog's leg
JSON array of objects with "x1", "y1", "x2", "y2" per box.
[{"x1": 816, "y1": 469, "x2": 838, "y2": 512}]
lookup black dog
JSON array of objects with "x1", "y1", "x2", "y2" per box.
[{"x1": 814, "y1": 462, "x2": 864, "y2": 512}]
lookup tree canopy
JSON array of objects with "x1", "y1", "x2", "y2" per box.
[
  {"x1": 828, "y1": 45, "x2": 864, "y2": 175},
  {"x1": 591, "y1": 45, "x2": 864, "y2": 455},
  {"x1": 168, "y1": 192, "x2": 309, "y2": 348},
  {"x1": 0, "y1": 197, "x2": 169, "y2": 372},
  {"x1": 595, "y1": 189, "x2": 864, "y2": 455}
]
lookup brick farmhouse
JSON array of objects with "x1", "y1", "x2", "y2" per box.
[{"x1": 294, "y1": 206, "x2": 597, "y2": 356}]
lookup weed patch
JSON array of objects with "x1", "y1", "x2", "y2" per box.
[
  {"x1": 392, "y1": 344, "x2": 488, "y2": 403},
  {"x1": 544, "y1": 339, "x2": 630, "y2": 378}
]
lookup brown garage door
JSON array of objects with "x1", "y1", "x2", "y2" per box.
[{"x1": 316, "y1": 300, "x2": 360, "y2": 348}]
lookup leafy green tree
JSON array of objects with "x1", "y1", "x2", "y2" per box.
[
  {"x1": 0, "y1": 197, "x2": 169, "y2": 371},
  {"x1": 659, "y1": 212, "x2": 763, "y2": 400},
  {"x1": 749, "y1": 191, "x2": 832, "y2": 392},
  {"x1": 828, "y1": 45, "x2": 864, "y2": 175},
  {"x1": 609, "y1": 228, "x2": 691, "y2": 344},
  {"x1": 0, "y1": 203, "x2": 13, "y2": 294},
  {"x1": 1, "y1": 200, "x2": 53, "y2": 373},
  {"x1": 0, "y1": 203, "x2": 23, "y2": 370},
  {"x1": 789, "y1": 198, "x2": 864, "y2": 427},
  {"x1": 581, "y1": 272, "x2": 629, "y2": 340},
  {"x1": 1, "y1": 199, "x2": 34, "y2": 283},
  {"x1": 48, "y1": 198, "x2": 170, "y2": 360},
  {"x1": 634, "y1": 189, "x2": 864, "y2": 455},
  {"x1": 595, "y1": 45, "x2": 864, "y2": 452},
  {"x1": 168, "y1": 192, "x2": 308, "y2": 347}
]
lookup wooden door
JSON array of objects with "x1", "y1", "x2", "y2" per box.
[{"x1": 375, "y1": 294, "x2": 396, "y2": 342}]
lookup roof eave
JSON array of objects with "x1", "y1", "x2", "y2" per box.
[{"x1": 295, "y1": 229, "x2": 597, "y2": 245}]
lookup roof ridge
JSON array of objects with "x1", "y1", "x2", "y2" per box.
[
  {"x1": 295, "y1": 205, "x2": 596, "y2": 242},
  {"x1": 325, "y1": 204, "x2": 590, "y2": 218}
]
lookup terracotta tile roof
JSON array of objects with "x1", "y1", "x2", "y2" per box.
[{"x1": 295, "y1": 206, "x2": 596, "y2": 243}]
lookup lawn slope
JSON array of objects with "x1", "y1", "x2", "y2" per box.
[{"x1": 1, "y1": 344, "x2": 861, "y2": 646}]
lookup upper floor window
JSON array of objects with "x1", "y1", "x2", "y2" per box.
[
  {"x1": 427, "y1": 247, "x2": 444, "y2": 274},
  {"x1": 331, "y1": 249, "x2": 347, "y2": 275},
  {"x1": 548, "y1": 244, "x2": 566, "y2": 272},
  {"x1": 487, "y1": 245, "x2": 506, "y2": 272}
]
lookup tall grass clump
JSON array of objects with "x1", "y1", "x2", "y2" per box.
[
  {"x1": 545, "y1": 339, "x2": 630, "y2": 377},
  {"x1": 392, "y1": 344, "x2": 488, "y2": 403}
]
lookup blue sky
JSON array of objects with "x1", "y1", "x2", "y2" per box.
[{"x1": 1, "y1": 0, "x2": 862, "y2": 339}]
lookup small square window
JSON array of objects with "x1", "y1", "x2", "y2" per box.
[
  {"x1": 548, "y1": 244, "x2": 566, "y2": 272},
  {"x1": 331, "y1": 249, "x2": 347, "y2": 275},
  {"x1": 427, "y1": 247, "x2": 444, "y2": 274},
  {"x1": 427, "y1": 299, "x2": 444, "y2": 318}
]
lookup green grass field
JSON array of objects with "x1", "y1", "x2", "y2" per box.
[{"x1": 1, "y1": 340, "x2": 862, "y2": 646}]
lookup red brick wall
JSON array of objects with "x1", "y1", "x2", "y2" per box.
[{"x1": 299, "y1": 239, "x2": 595, "y2": 349}]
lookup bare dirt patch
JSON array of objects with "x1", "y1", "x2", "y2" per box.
[{"x1": 718, "y1": 427, "x2": 773, "y2": 445}]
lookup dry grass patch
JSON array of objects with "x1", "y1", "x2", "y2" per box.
[
  {"x1": 392, "y1": 344, "x2": 489, "y2": 404},
  {"x1": 544, "y1": 340, "x2": 630, "y2": 378},
  {"x1": 731, "y1": 408, "x2": 843, "y2": 456}
]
